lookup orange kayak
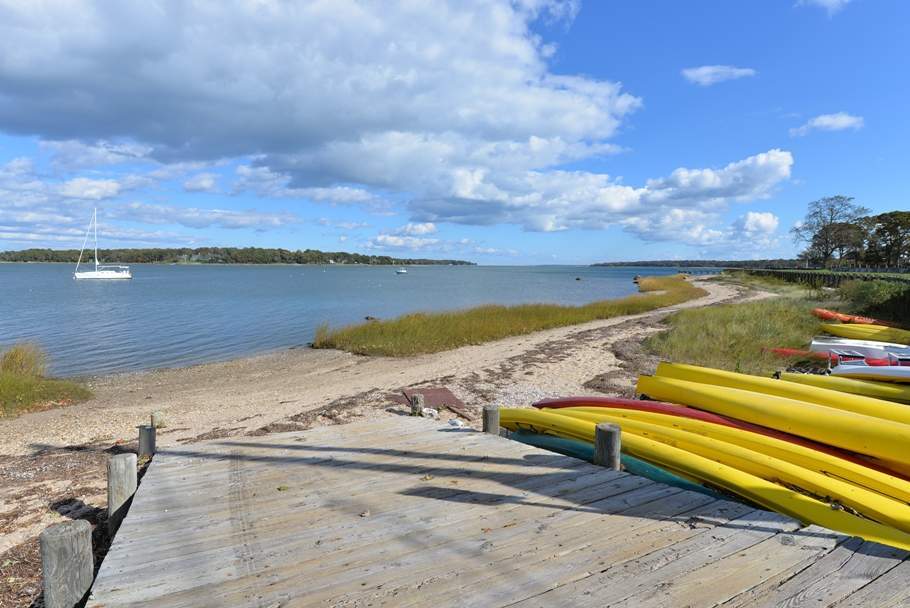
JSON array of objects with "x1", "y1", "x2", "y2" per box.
[{"x1": 812, "y1": 308, "x2": 900, "y2": 328}]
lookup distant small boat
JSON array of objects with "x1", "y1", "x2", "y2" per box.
[
  {"x1": 74, "y1": 208, "x2": 132, "y2": 280},
  {"x1": 396, "y1": 267, "x2": 408, "y2": 275}
]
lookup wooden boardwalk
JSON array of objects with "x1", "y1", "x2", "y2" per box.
[{"x1": 87, "y1": 417, "x2": 910, "y2": 607}]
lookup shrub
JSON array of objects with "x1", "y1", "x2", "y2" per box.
[
  {"x1": 838, "y1": 280, "x2": 910, "y2": 320},
  {"x1": 0, "y1": 343, "x2": 46, "y2": 377}
]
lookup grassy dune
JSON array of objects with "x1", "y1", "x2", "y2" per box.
[
  {"x1": 645, "y1": 272, "x2": 835, "y2": 376},
  {"x1": 0, "y1": 343, "x2": 91, "y2": 416},
  {"x1": 313, "y1": 274, "x2": 707, "y2": 356}
]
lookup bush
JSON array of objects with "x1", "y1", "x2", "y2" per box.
[
  {"x1": 838, "y1": 280, "x2": 910, "y2": 321},
  {"x1": 0, "y1": 343, "x2": 46, "y2": 377},
  {"x1": 0, "y1": 343, "x2": 91, "y2": 416}
]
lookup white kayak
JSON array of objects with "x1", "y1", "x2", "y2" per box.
[
  {"x1": 810, "y1": 336, "x2": 910, "y2": 359},
  {"x1": 830, "y1": 364, "x2": 910, "y2": 383}
]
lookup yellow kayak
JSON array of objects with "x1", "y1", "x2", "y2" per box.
[
  {"x1": 636, "y1": 375, "x2": 910, "y2": 467},
  {"x1": 499, "y1": 408, "x2": 910, "y2": 550},
  {"x1": 780, "y1": 372, "x2": 910, "y2": 404},
  {"x1": 549, "y1": 404, "x2": 910, "y2": 505},
  {"x1": 553, "y1": 407, "x2": 910, "y2": 532},
  {"x1": 822, "y1": 323, "x2": 910, "y2": 345},
  {"x1": 653, "y1": 361, "x2": 910, "y2": 425}
]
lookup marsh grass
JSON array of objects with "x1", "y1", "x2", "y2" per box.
[
  {"x1": 645, "y1": 294, "x2": 828, "y2": 376},
  {"x1": 0, "y1": 343, "x2": 91, "y2": 416},
  {"x1": 313, "y1": 275, "x2": 706, "y2": 356}
]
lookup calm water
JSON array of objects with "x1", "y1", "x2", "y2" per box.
[{"x1": 0, "y1": 263, "x2": 705, "y2": 377}]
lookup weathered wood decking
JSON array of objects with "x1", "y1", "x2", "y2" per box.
[{"x1": 87, "y1": 417, "x2": 910, "y2": 607}]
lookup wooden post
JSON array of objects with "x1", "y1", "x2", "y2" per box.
[
  {"x1": 482, "y1": 405, "x2": 500, "y2": 435},
  {"x1": 138, "y1": 424, "x2": 156, "y2": 458},
  {"x1": 151, "y1": 410, "x2": 166, "y2": 429},
  {"x1": 594, "y1": 423, "x2": 621, "y2": 470},
  {"x1": 410, "y1": 394, "x2": 425, "y2": 416},
  {"x1": 39, "y1": 520, "x2": 93, "y2": 608},
  {"x1": 107, "y1": 453, "x2": 137, "y2": 534}
]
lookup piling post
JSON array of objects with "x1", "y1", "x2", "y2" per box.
[
  {"x1": 150, "y1": 410, "x2": 166, "y2": 429},
  {"x1": 482, "y1": 405, "x2": 500, "y2": 435},
  {"x1": 594, "y1": 423, "x2": 622, "y2": 471},
  {"x1": 107, "y1": 453, "x2": 137, "y2": 534},
  {"x1": 138, "y1": 424, "x2": 156, "y2": 458},
  {"x1": 39, "y1": 520, "x2": 93, "y2": 608},
  {"x1": 410, "y1": 394, "x2": 425, "y2": 416}
]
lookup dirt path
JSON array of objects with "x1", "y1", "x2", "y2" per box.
[{"x1": 0, "y1": 276, "x2": 772, "y2": 606}]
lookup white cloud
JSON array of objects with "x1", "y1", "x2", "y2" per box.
[
  {"x1": 396, "y1": 222, "x2": 437, "y2": 236},
  {"x1": 737, "y1": 211, "x2": 779, "y2": 235},
  {"x1": 368, "y1": 234, "x2": 440, "y2": 251},
  {"x1": 183, "y1": 173, "x2": 218, "y2": 193},
  {"x1": 41, "y1": 140, "x2": 153, "y2": 170},
  {"x1": 681, "y1": 65, "x2": 757, "y2": 86},
  {"x1": 622, "y1": 209, "x2": 781, "y2": 253},
  {"x1": 58, "y1": 177, "x2": 122, "y2": 200},
  {"x1": 798, "y1": 0, "x2": 851, "y2": 15},
  {"x1": 789, "y1": 112, "x2": 864, "y2": 137},
  {"x1": 112, "y1": 202, "x2": 298, "y2": 230},
  {"x1": 0, "y1": 2, "x2": 793, "y2": 253}
]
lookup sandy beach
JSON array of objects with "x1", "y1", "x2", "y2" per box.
[{"x1": 0, "y1": 276, "x2": 770, "y2": 601}]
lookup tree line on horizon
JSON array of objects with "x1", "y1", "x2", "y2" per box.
[
  {"x1": 792, "y1": 196, "x2": 909, "y2": 269},
  {"x1": 0, "y1": 246, "x2": 475, "y2": 266}
]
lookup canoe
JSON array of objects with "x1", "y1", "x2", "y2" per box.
[
  {"x1": 652, "y1": 361, "x2": 910, "y2": 426},
  {"x1": 532, "y1": 396, "x2": 898, "y2": 472},
  {"x1": 810, "y1": 336, "x2": 910, "y2": 359},
  {"x1": 553, "y1": 407, "x2": 910, "y2": 531},
  {"x1": 635, "y1": 374, "x2": 910, "y2": 467},
  {"x1": 812, "y1": 307, "x2": 900, "y2": 327},
  {"x1": 822, "y1": 323, "x2": 910, "y2": 346},
  {"x1": 780, "y1": 372, "x2": 910, "y2": 404},
  {"x1": 499, "y1": 408, "x2": 910, "y2": 550},
  {"x1": 831, "y1": 364, "x2": 910, "y2": 383}
]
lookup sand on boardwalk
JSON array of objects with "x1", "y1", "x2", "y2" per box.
[{"x1": 0, "y1": 276, "x2": 772, "y2": 605}]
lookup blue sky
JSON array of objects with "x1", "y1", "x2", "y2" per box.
[{"x1": 0, "y1": 0, "x2": 905, "y2": 264}]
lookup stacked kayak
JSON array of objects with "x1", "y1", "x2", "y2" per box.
[
  {"x1": 811, "y1": 307, "x2": 899, "y2": 327},
  {"x1": 821, "y1": 322, "x2": 910, "y2": 346},
  {"x1": 500, "y1": 361, "x2": 910, "y2": 551}
]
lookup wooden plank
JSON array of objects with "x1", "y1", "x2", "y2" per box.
[
  {"x1": 510, "y1": 508, "x2": 797, "y2": 607},
  {"x1": 831, "y1": 557, "x2": 910, "y2": 607},
  {"x1": 724, "y1": 537, "x2": 907, "y2": 607},
  {"x1": 87, "y1": 417, "x2": 904, "y2": 608},
  {"x1": 604, "y1": 525, "x2": 841, "y2": 608}
]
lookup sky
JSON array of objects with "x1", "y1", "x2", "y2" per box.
[{"x1": 0, "y1": 0, "x2": 906, "y2": 265}]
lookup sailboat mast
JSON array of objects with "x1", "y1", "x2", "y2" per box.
[{"x1": 93, "y1": 208, "x2": 98, "y2": 270}]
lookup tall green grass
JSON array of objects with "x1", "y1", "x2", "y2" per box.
[
  {"x1": 645, "y1": 298, "x2": 825, "y2": 376},
  {"x1": 313, "y1": 275, "x2": 707, "y2": 356},
  {"x1": 0, "y1": 343, "x2": 91, "y2": 416}
]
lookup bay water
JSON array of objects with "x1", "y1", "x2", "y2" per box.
[{"x1": 0, "y1": 263, "x2": 704, "y2": 377}]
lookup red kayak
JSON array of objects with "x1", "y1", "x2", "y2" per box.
[
  {"x1": 811, "y1": 307, "x2": 900, "y2": 328},
  {"x1": 533, "y1": 396, "x2": 908, "y2": 480},
  {"x1": 768, "y1": 347, "x2": 898, "y2": 366}
]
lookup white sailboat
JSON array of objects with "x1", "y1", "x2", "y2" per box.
[{"x1": 74, "y1": 208, "x2": 132, "y2": 280}]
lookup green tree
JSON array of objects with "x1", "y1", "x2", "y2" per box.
[{"x1": 791, "y1": 196, "x2": 870, "y2": 266}]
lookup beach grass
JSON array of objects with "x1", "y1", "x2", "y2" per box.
[
  {"x1": 313, "y1": 274, "x2": 707, "y2": 356},
  {"x1": 0, "y1": 343, "x2": 91, "y2": 416},
  {"x1": 645, "y1": 291, "x2": 826, "y2": 376}
]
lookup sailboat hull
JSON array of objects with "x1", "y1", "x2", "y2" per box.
[{"x1": 74, "y1": 269, "x2": 132, "y2": 280}]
